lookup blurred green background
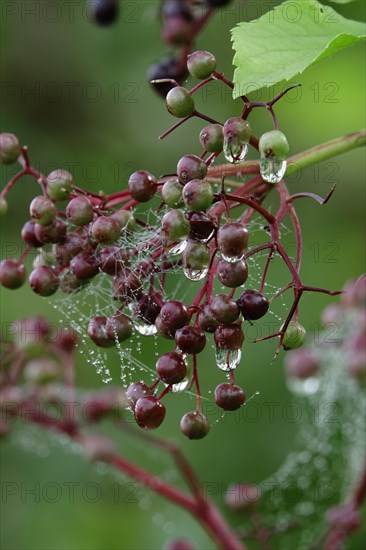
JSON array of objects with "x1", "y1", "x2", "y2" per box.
[{"x1": 0, "y1": 1, "x2": 365, "y2": 549}]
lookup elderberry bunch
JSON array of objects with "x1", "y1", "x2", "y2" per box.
[{"x1": 0, "y1": 52, "x2": 340, "y2": 439}]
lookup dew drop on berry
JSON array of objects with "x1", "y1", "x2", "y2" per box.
[
  {"x1": 223, "y1": 138, "x2": 248, "y2": 163},
  {"x1": 260, "y1": 156, "x2": 287, "y2": 184},
  {"x1": 215, "y1": 348, "x2": 242, "y2": 371},
  {"x1": 169, "y1": 240, "x2": 188, "y2": 255},
  {"x1": 183, "y1": 266, "x2": 208, "y2": 281}
]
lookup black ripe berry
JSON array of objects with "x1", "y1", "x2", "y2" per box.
[
  {"x1": 89, "y1": 0, "x2": 119, "y2": 26},
  {"x1": 156, "y1": 352, "x2": 187, "y2": 385},
  {"x1": 215, "y1": 383, "x2": 245, "y2": 411},
  {"x1": 214, "y1": 324, "x2": 244, "y2": 351},
  {"x1": 160, "y1": 300, "x2": 188, "y2": 331},
  {"x1": 237, "y1": 290, "x2": 269, "y2": 320},
  {"x1": 128, "y1": 170, "x2": 157, "y2": 202},
  {"x1": 175, "y1": 326, "x2": 206, "y2": 354},
  {"x1": 147, "y1": 57, "x2": 188, "y2": 98},
  {"x1": 134, "y1": 396, "x2": 166, "y2": 430},
  {"x1": 126, "y1": 381, "x2": 153, "y2": 409}
]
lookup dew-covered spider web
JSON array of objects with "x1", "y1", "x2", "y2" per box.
[{"x1": 34, "y1": 205, "x2": 365, "y2": 547}]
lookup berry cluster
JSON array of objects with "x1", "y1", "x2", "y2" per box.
[{"x1": 0, "y1": 52, "x2": 340, "y2": 438}]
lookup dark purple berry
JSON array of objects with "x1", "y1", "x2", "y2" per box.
[
  {"x1": 126, "y1": 381, "x2": 153, "y2": 409},
  {"x1": 217, "y1": 223, "x2": 249, "y2": 261},
  {"x1": 0, "y1": 259, "x2": 26, "y2": 289},
  {"x1": 211, "y1": 294, "x2": 240, "y2": 325},
  {"x1": 66, "y1": 196, "x2": 94, "y2": 226},
  {"x1": 34, "y1": 218, "x2": 67, "y2": 244},
  {"x1": 29, "y1": 195, "x2": 57, "y2": 226},
  {"x1": 98, "y1": 246, "x2": 129, "y2": 275},
  {"x1": 162, "y1": 16, "x2": 192, "y2": 46},
  {"x1": 177, "y1": 155, "x2": 207, "y2": 184},
  {"x1": 135, "y1": 292, "x2": 163, "y2": 325},
  {"x1": 111, "y1": 209, "x2": 136, "y2": 231},
  {"x1": 70, "y1": 252, "x2": 99, "y2": 280},
  {"x1": 105, "y1": 314, "x2": 133, "y2": 342},
  {"x1": 155, "y1": 314, "x2": 175, "y2": 339},
  {"x1": 160, "y1": 300, "x2": 188, "y2": 330},
  {"x1": 156, "y1": 352, "x2": 187, "y2": 384},
  {"x1": 29, "y1": 266, "x2": 59, "y2": 296},
  {"x1": 216, "y1": 259, "x2": 248, "y2": 288},
  {"x1": 91, "y1": 216, "x2": 121, "y2": 244},
  {"x1": 112, "y1": 268, "x2": 142, "y2": 300},
  {"x1": 187, "y1": 51, "x2": 216, "y2": 80},
  {"x1": 215, "y1": 383, "x2": 245, "y2": 410},
  {"x1": 237, "y1": 290, "x2": 269, "y2": 320},
  {"x1": 175, "y1": 326, "x2": 206, "y2": 354},
  {"x1": 89, "y1": 0, "x2": 119, "y2": 26},
  {"x1": 187, "y1": 211, "x2": 215, "y2": 241},
  {"x1": 134, "y1": 396, "x2": 166, "y2": 430},
  {"x1": 214, "y1": 324, "x2": 244, "y2": 350},
  {"x1": 148, "y1": 57, "x2": 188, "y2": 98},
  {"x1": 166, "y1": 87, "x2": 195, "y2": 118},
  {"x1": 128, "y1": 170, "x2": 157, "y2": 202},
  {"x1": 87, "y1": 316, "x2": 114, "y2": 347},
  {"x1": 197, "y1": 304, "x2": 219, "y2": 333},
  {"x1": 180, "y1": 411, "x2": 210, "y2": 440},
  {"x1": 53, "y1": 234, "x2": 85, "y2": 265},
  {"x1": 21, "y1": 221, "x2": 43, "y2": 247}
]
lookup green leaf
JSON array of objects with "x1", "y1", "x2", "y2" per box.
[{"x1": 231, "y1": 0, "x2": 365, "y2": 98}]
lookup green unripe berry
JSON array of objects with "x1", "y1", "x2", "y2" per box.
[
  {"x1": 0, "y1": 133, "x2": 21, "y2": 164},
  {"x1": 259, "y1": 130, "x2": 289, "y2": 160},
  {"x1": 187, "y1": 51, "x2": 216, "y2": 80},
  {"x1": 166, "y1": 87, "x2": 195, "y2": 118},
  {"x1": 161, "y1": 178, "x2": 184, "y2": 208},
  {"x1": 183, "y1": 179, "x2": 213, "y2": 212},
  {"x1": 162, "y1": 209, "x2": 190, "y2": 243},
  {"x1": 46, "y1": 169, "x2": 73, "y2": 201},
  {"x1": 182, "y1": 241, "x2": 210, "y2": 271},
  {"x1": 199, "y1": 124, "x2": 223, "y2": 152},
  {"x1": 0, "y1": 197, "x2": 8, "y2": 216},
  {"x1": 29, "y1": 196, "x2": 57, "y2": 226},
  {"x1": 282, "y1": 321, "x2": 306, "y2": 350}
]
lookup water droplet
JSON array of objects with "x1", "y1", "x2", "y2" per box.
[
  {"x1": 260, "y1": 157, "x2": 287, "y2": 184},
  {"x1": 224, "y1": 138, "x2": 248, "y2": 163},
  {"x1": 287, "y1": 376, "x2": 320, "y2": 395},
  {"x1": 221, "y1": 252, "x2": 244, "y2": 264},
  {"x1": 171, "y1": 377, "x2": 189, "y2": 393},
  {"x1": 183, "y1": 267, "x2": 208, "y2": 281},
  {"x1": 170, "y1": 240, "x2": 187, "y2": 255},
  {"x1": 133, "y1": 319, "x2": 157, "y2": 336},
  {"x1": 215, "y1": 348, "x2": 242, "y2": 371}
]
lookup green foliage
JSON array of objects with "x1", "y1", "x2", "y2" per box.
[{"x1": 231, "y1": 0, "x2": 365, "y2": 97}]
